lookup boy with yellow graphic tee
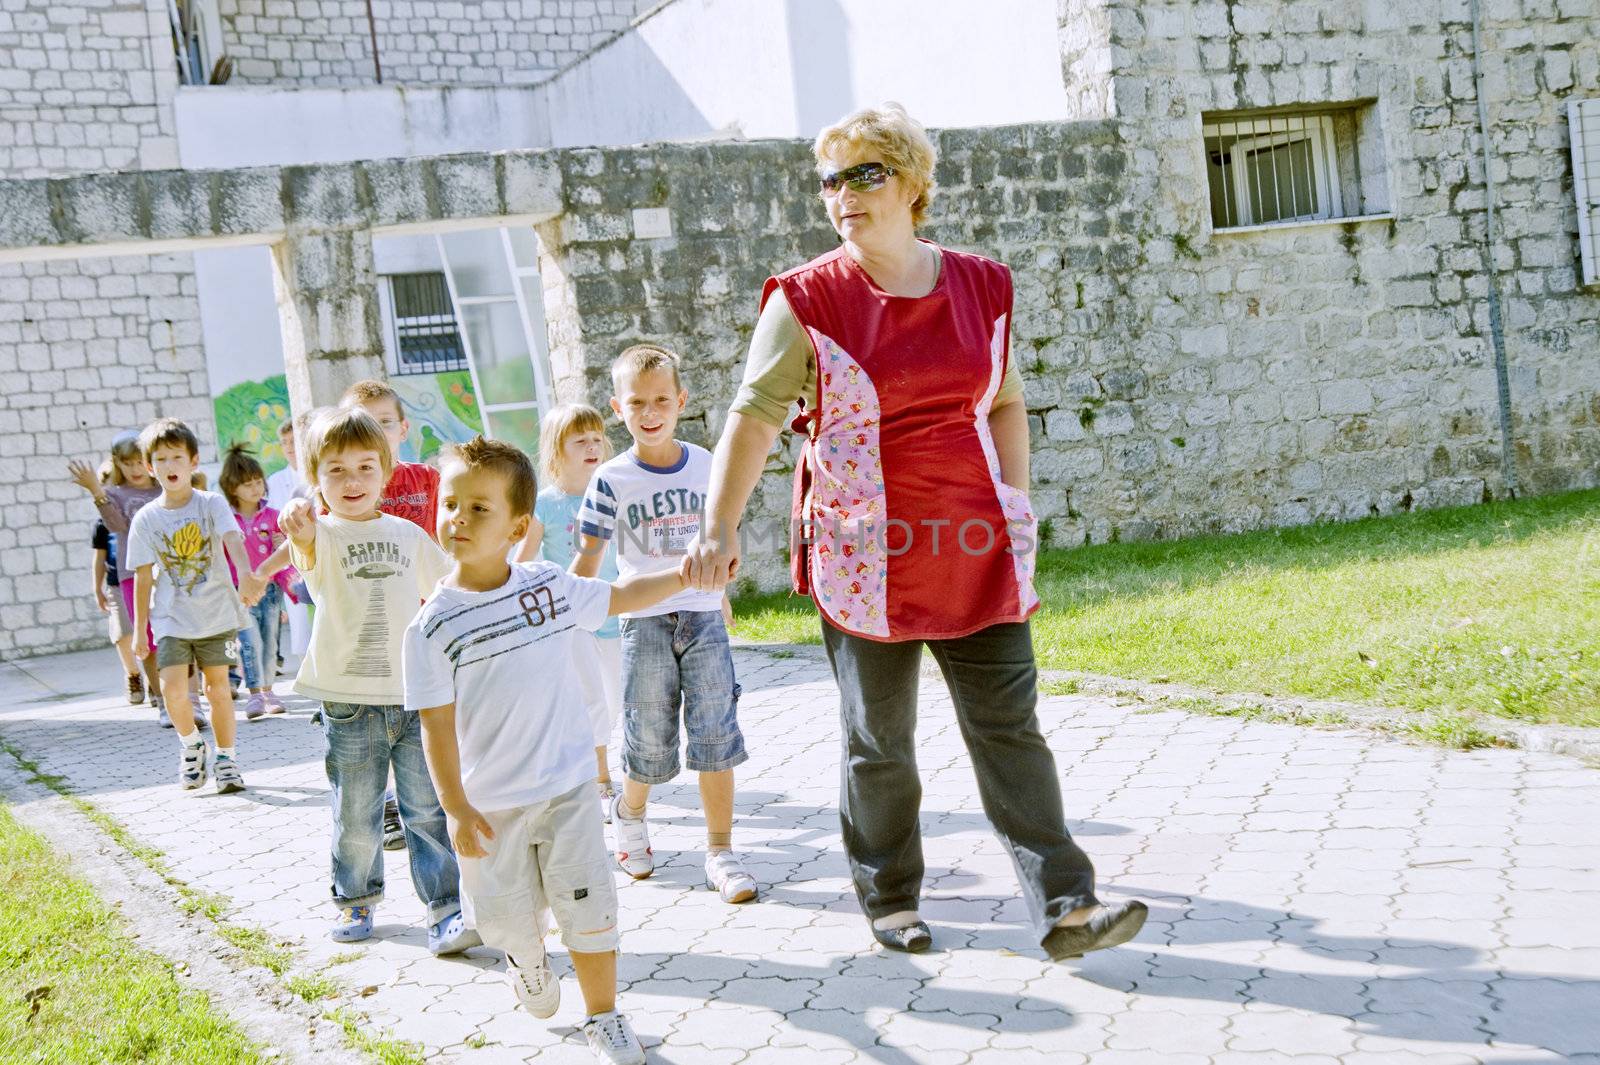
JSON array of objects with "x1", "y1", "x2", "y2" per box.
[{"x1": 127, "y1": 418, "x2": 265, "y2": 793}]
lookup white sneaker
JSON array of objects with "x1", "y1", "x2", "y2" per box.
[
  {"x1": 506, "y1": 949, "x2": 560, "y2": 1018},
  {"x1": 704, "y1": 850, "x2": 758, "y2": 903},
  {"x1": 583, "y1": 1011, "x2": 645, "y2": 1065},
  {"x1": 178, "y1": 740, "x2": 208, "y2": 790},
  {"x1": 609, "y1": 792, "x2": 653, "y2": 879}
]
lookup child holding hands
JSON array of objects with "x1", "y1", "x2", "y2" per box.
[{"x1": 406, "y1": 436, "x2": 689, "y2": 1064}]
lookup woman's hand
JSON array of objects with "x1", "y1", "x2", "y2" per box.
[
  {"x1": 683, "y1": 534, "x2": 739, "y2": 594},
  {"x1": 67, "y1": 459, "x2": 103, "y2": 496},
  {"x1": 94, "y1": 588, "x2": 110, "y2": 613}
]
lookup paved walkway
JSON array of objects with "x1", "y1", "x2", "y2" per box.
[{"x1": 1, "y1": 645, "x2": 1597, "y2": 1065}]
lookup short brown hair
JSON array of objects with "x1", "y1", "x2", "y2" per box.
[
  {"x1": 340, "y1": 378, "x2": 405, "y2": 420},
  {"x1": 538, "y1": 403, "x2": 612, "y2": 484},
  {"x1": 137, "y1": 418, "x2": 200, "y2": 463},
  {"x1": 611, "y1": 343, "x2": 682, "y2": 393},
  {"x1": 442, "y1": 435, "x2": 537, "y2": 516},
  {"x1": 303, "y1": 407, "x2": 394, "y2": 488},
  {"x1": 219, "y1": 443, "x2": 267, "y2": 510}
]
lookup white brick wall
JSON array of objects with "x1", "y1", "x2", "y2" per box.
[
  {"x1": 0, "y1": 253, "x2": 216, "y2": 660},
  {"x1": 216, "y1": 0, "x2": 653, "y2": 86},
  {"x1": 0, "y1": 2, "x2": 210, "y2": 660},
  {"x1": 0, "y1": 0, "x2": 181, "y2": 177}
]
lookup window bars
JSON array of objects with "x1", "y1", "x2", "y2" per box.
[
  {"x1": 1204, "y1": 113, "x2": 1343, "y2": 230},
  {"x1": 386, "y1": 272, "x2": 470, "y2": 376}
]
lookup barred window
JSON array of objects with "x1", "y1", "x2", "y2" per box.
[
  {"x1": 386, "y1": 272, "x2": 468, "y2": 376},
  {"x1": 1204, "y1": 104, "x2": 1389, "y2": 232}
]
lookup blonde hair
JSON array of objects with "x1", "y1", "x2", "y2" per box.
[
  {"x1": 539, "y1": 403, "x2": 612, "y2": 485},
  {"x1": 108, "y1": 430, "x2": 142, "y2": 486},
  {"x1": 303, "y1": 407, "x2": 394, "y2": 489},
  {"x1": 443, "y1": 436, "x2": 538, "y2": 517},
  {"x1": 340, "y1": 378, "x2": 404, "y2": 421},
  {"x1": 814, "y1": 102, "x2": 938, "y2": 226},
  {"x1": 610, "y1": 343, "x2": 682, "y2": 393}
]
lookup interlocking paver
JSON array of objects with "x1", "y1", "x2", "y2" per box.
[{"x1": 2, "y1": 645, "x2": 1596, "y2": 1064}]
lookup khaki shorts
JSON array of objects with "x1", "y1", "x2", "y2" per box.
[
  {"x1": 460, "y1": 781, "x2": 619, "y2": 957},
  {"x1": 156, "y1": 632, "x2": 240, "y2": 670},
  {"x1": 107, "y1": 593, "x2": 132, "y2": 641}
]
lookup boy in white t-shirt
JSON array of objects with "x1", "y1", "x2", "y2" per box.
[
  {"x1": 575, "y1": 345, "x2": 756, "y2": 905},
  {"x1": 405, "y1": 437, "x2": 686, "y2": 1065},
  {"x1": 280, "y1": 407, "x2": 477, "y2": 955}
]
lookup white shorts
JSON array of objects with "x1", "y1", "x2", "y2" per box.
[
  {"x1": 576, "y1": 631, "x2": 623, "y2": 747},
  {"x1": 459, "y1": 781, "x2": 619, "y2": 956}
]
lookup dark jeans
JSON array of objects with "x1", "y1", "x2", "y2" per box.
[
  {"x1": 822, "y1": 618, "x2": 1099, "y2": 947},
  {"x1": 323, "y1": 701, "x2": 461, "y2": 924}
]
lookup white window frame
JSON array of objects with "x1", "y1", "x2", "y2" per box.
[
  {"x1": 1205, "y1": 113, "x2": 1343, "y2": 229},
  {"x1": 377, "y1": 272, "x2": 469, "y2": 377},
  {"x1": 1571, "y1": 98, "x2": 1600, "y2": 287}
]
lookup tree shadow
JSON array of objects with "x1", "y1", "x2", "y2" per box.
[{"x1": 1067, "y1": 885, "x2": 1597, "y2": 1060}]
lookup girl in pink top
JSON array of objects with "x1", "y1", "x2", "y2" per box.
[{"x1": 220, "y1": 444, "x2": 295, "y2": 719}]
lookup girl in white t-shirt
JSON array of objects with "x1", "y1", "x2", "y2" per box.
[{"x1": 516, "y1": 404, "x2": 623, "y2": 820}]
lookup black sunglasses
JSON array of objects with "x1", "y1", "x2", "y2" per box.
[{"x1": 820, "y1": 162, "x2": 897, "y2": 194}]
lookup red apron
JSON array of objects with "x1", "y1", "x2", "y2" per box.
[{"x1": 767, "y1": 243, "x2": 1040, "y2": 642}]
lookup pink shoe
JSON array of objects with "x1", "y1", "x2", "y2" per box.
[
  {"x1": 262, "y1": 691, "x2": 287, "y2": 715},
  {"x1": 243, "y1": 692, "x2": 267, "y2": 721}
]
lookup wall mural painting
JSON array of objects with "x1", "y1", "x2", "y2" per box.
[
  {"x1": 212, "y1": 371, "x2": 484, "y2": 473},
  {"x1": 392, "y1": 371, "x2": 485, "y2": 463},
  {"x1": 213, "y1": 374, "x2": 291, "y2": 475}
]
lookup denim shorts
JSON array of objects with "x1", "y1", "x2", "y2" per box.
[{"x1": 620, "y1": 610, "x2": 746, "y2": 784}]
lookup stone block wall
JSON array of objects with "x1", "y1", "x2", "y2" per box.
[
  {"x1": 1078, "y1": 0, "x2": 1600, "y2": 537},
  {"x1": 1, "y1": 2, "x2": 213, "y2": 659},
  {"x1": 0, "y1": 0, "x2": 181, "y2": 177},
  {"x1": 0, "y1": 252, "x2": 212, "y2": 659},
  {"x1": 536, "y1": 66, "x2": 1597, "y2": 587},
  {"x1": 216, "y1": 0, "x2": 653, "y2": 86}
]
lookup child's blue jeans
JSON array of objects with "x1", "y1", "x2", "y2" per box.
[
  {"x1": 237, "y1": 581, "x2": 282, "y2": 690},
  {"x1": 619, "y1": 609, "x2": 746, "y2": 785},
  {"x1": 322, "y1": 701, "x2": 462, "y2": 923}
]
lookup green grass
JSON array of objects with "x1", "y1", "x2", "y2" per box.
[
  {"x1": 328, "y1": 1008, "x2": 428, "y2": 1065},
  {"x1": 0, "y1": 738, "x2": 429, "y2": 1060},
  {"x1": 732, "y1": 488, "x2": 1600, "y2": 727},
  {"x1": 0, "y1": 801, "x2": 266, "y2": 1064}
]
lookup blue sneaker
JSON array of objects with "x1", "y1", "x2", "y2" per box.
[
  {"x1": 428, "y1": 910, "x2": 483, "y2": 956},
  {"x1": 331, "y1": 905, "x2": 373, "y2": 943}
]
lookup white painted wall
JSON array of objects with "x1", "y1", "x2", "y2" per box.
[
  {"x1": 181, "y1": 0, "x2": 1067, "y2": 422},
  {"x1": 194, "y1": 244, "x2": 283, "y2": 395},
  {"x1": 542, "y1": 0, "x2": 1070, "y2": 146},
  {"x1": 175, "y1": 84, "x2": 552, "y2": 169}
]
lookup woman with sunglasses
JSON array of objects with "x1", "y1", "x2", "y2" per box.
[{"x1": 685, "y1": 103, "x2": 1146, "y2": 959}]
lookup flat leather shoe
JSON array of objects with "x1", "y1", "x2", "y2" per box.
[
  {"x1": 1043, "y1": 900, "x2": 1148, "y2": 961},
  {"x1": 871, "y1": 921, "x2": 933, "y2": 953}
]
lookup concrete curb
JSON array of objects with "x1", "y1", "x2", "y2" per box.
[
  {"x1": 733, "y1": 642, "x2": 1600, "y2": 765},
  {"x1": 0, "y1": 752, "x2": 368, "y2": 1065}
]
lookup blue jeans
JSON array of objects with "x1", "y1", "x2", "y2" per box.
[
  {"x1": 237, "y1": 581, "x2": 282, "y2": 690},
  {"x1": 322, "y1": 701, "x2": 461, "y2": 923},
  {"x1": 619, "y1": 610, "x2": 746, "y2": 784}
]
